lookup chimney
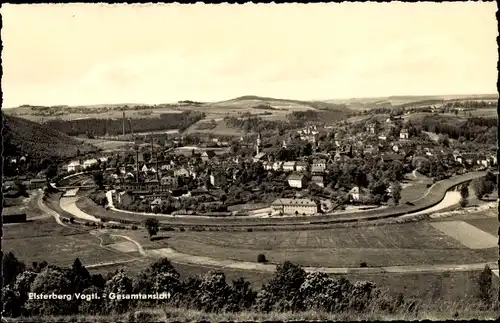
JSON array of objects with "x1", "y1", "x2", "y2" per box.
[
  {"x1": 135, "y1": 146, "x2": 139, "y2": 183},
  {"x1": 122, "y1": 112, "x2": 126, "y2": 136}
]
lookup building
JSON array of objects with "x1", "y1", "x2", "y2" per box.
[
  {"x1": 283, "y1": 161, "x2": 296, "y2": 172},
  {"x1": 174, "y1": 167, "x2": 191, "y2": 177},
  {"x1": 348, "y1": 186, "x2": 370, "y2": 202},
  {"x1": 256, "y1": 133, "x2": 262, "y2": 155},
  {"x1": 399, "y1": 128, "x2": 409, "y2": 140},
  {"x1": 160, "y1": 176, "x2": 178, "y2": 188},
  {"x1": 272, "y1": 161, "x2": 284, "y2": 171},
  {"x1": 312, "y1": 159, "x2": 327, "y2": 173},
  {"x1": 366, "y1": 122, "x2": 376, "y2": 134},
  {"x1": 83, "y1": 159, "x2": 99, "y2": 169},
  {"x1": 287, "y1": 173, "x2": 307, "y2": 188},
  {"x1": 117, "y1": 191, "x2": 134, "y2": 207},
  {"x1": 253, "y1": 152, "x2": 267, "y2": 163},
  {"x1": 271, "y1": 198, "x2": 319, "y2": 215},
  {"x1": 29, "y1": 178, "x2": 46, "y2": 189},
  {"x1": 201, "y1": 150, "x2": 216, "y2": 162},
  {"x1": 295, "y1": 161, "x2": 308, "y2": 172},
  {"x1": 67, "y1": 161, "x2": 81, "y2": 173},
  {"x1": 311, "y1": 175, "x2": 324, "y2": 187},
  {"x1": 210, "y1": 172, "x2": 227, "y2": 187}
]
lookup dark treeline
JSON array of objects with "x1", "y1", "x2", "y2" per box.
[
  {"x1": 2, "y1": 252, "x2": 418, "y2": 318},
  {"x1": 43, "y1": 111, "x2": 205, "y2": 136},
  {"x1": 443, "y1": 100, "x2": 497, "y2": 110},
  {"x1": 417, "y1": 116, "x2": 497, "y2": 144},
  {"x1": 224, "y1": 110, "x2": 348, "y2": 133}
]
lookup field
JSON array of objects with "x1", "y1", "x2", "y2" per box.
[
  {"x1": 400, "y1": 171, "x2": 433, "y2": 203},
  {"x1": 118, "y1": 220, "x2": 497, "y2": 268},
  {"x1": 2, "y1": 219, "x2": 138, "y2": 267},
  {"x1": 74, "y1": 137, "x2": 134, "y2": 151}
]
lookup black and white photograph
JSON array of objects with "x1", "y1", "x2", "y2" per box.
[{"x1": 1, "y1": 2, "x2": 498, "y2": 322}]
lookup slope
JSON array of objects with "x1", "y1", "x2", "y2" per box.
[{"x1": 2, "y1": 113, "x2": 96, "y2": 159}]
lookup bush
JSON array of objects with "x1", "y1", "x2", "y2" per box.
[
  {"x1": 257, "y1": 254, "x2": 267, "y2": 263},
  {"x1": 179, "y1": 227, "x2": 185, "y2": 232},
  {"x1": 247, "y1": 228, "x2": 254, "y2": 232},
  {"x1": 131, "y1": 225, "x2": 138, "y2": 230},
  {"x1": 360, "y1": 261, "x2": 368, "y2": 268},
  {"x1": 69, "y1": 217, "x2": 75, "y2": 223}
]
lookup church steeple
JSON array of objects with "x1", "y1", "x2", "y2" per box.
[{"x1": 256, "y1": 132, "x2": 262, "y2": 155}]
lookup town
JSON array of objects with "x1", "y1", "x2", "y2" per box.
[{"x1": 2, "y1": 2, "x2": 498, "y2": 321}]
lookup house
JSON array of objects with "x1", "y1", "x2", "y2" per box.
[
  {"x1": 295, "y1": 161, "x2": 308, "y2": 172},
  {"x1": 141, "y1": 164, "x2": 149, "y2": 173},
  {"x1": 271, "y1": 198, "x2": 319, "y2": 215},
  {"x1": 392, "y1": 144, "x2": 400, "y2": 153},
  {"x1": 312, "y1": 159, "x2": 327, "y2": 173},
  {"x1": 29, "y1": 178, "x2": 46, "y2": 189},
  {"x1": 160, "y1": 176, "x2": 178, "y2": 188},
  {"x1": 174, "y1": 167, "x2": 191, "y2": 177},
  {"x1": 253, "y1": 152, "x2": 267, "y2": 163},
  {"x1": 311, "y1": 175, "x2": 324, "y2": 187},
  {"x1": 262, "y1": 161, "x2": 273, "y2": 171},
  {"x1": 117, "y1": 191, "x2": 134, "y2": 207},
  {"x1": 201, "y1": 150, "x2": 216, "y2": 162},
  {"x1": 311, "y1": 165, "x2": 325, "y2": 174},
  {"x1": 150, "y1": 197, "x2": 163, "y2": 211},
  {"x1": 348, "y1": 186, "x2": 370, "y2": 202},
  {"x1": 67, "y1": 161, "x2": 81, "y2": 173},
  {"x1": 287, "y1": 174, "x2": 307, "y2": 189},
  {"x1": 399, "y1": 128, "x2": 409, "y2": 139},
  {"x1": 366, "y1": 122, "x2": 376, "y2": 134},
  {"x1": 272, "y1": 161, "x2": 284, "y2": 171},
  {"x1": 210, "y1": 172, "x2": 227, "y2": 187},
  {"x1": 283, "y1": 161, "x2": 296, "y2": 172},
  {"x1": 83, "y1": 159, "x2": 99, "y2": 169}
]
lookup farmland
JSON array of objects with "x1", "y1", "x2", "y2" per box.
[
  {"x1": 2, "y1": 219, "x2": 138, "y2": 267},
  {"x1": 118, "y1": 220, "x2": 497, "y2": 268}
]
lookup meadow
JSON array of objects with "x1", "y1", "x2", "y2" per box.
[
  {"x1": 160, "y1": 222, "x2": 495, "y2": 268},
  {"x1": 2, "y1": 219, "x2": 138, "y2": 267}
]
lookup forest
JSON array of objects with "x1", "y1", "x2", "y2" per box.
[{"x1": 43, "y1": 111, "x2": 205, "y2": 136}]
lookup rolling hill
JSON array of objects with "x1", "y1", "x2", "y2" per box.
[{"x1": 2, "y1": 113, "x2": 96, "y2": 159}]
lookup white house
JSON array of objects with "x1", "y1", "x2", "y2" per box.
[
  {"x1": 399, "y1": 129, "x2": 409, "y2": 140},
  {"x1": 67, "y1": 161, "x2": 81, "y2": 173},
  {"x1": 83, "y1": 159, "x2": 98, "y2": 169},
  {"x1": 271, "y1": 198, "x2": 319, "y2": 215},
  {"x1": 348, "y1": 186, "x2": 369, "y2": 202},
  {"x1": 141, "y1": 164, "x2": 149, "y2": 173},
  {"x1": 283, "y1": 161, "x2": 296, "y2": 172},
  {"x1": 287, "y1": 174, "x2": 306, "y2": 189},
  {"x1": 253, "y1": 152, "x2": 267, "y2": 163},
  {"x1": 272, "y1": 161, "x2": 284, "y2": 171}
]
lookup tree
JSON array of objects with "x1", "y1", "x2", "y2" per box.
[
  {"x1": 103, "y1": 270, "x2": 133, "y2": 314},
  {"x1": 144, "y1": 218, "x2": 160, "y2": 239},
  {"x1": 471, "y1": 177, "x2": 494, "y2": 199},
  {"x1": 2, "y1": 252, "x2": 26, "y2": 287},
  {"x1": 391, "y1": 182, "x2": 402, "y2": 205},
  {"x1": 25, "y1": 265, "x2": 75, "y2": 316},
  {"x1": 46, "y1": 164, "x2": 58, "y2": 180},
  {"x1": 460, "y1": 184, "x2": 469, "y2": 200},
  {"x1": 93, "y1": 171, "x2": 104, "y2": 189},
  {"x1": 476, "y1": 265, "x2": 493, "y2": 305}
]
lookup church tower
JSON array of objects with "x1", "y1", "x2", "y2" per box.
[{"x1": 256, "y1": 133, "x2": 262, "y2": 155}]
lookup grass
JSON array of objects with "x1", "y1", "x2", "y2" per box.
[
  {"x1": 2, "y1": 218, "x2": 137, "y2": 268},
  {"x1": 117, "y1": 221, "x2": 496, "y2": 268}
]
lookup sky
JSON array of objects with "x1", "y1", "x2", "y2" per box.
[{"x1": 1, "y1": 2, "x2": 498, "y2": 108}]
